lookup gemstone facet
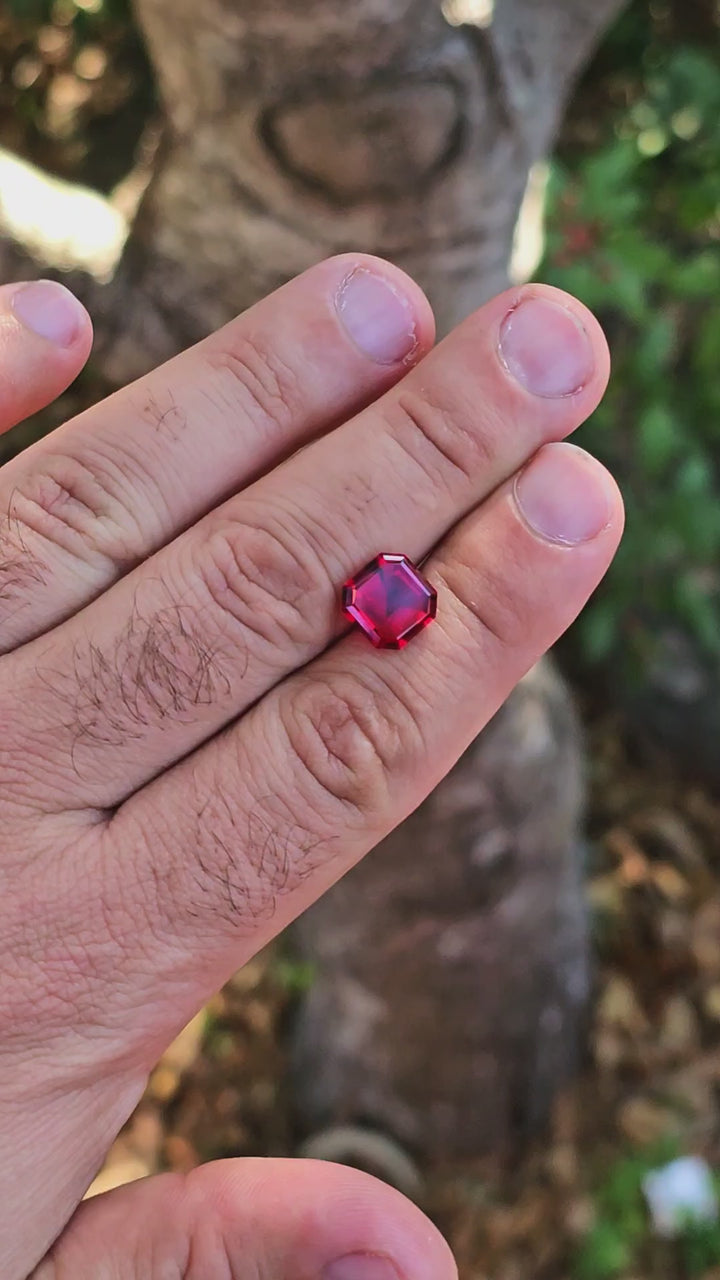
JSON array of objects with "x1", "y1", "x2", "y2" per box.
[{"x1": 341, "y1": 553, "x2": 437, "y2": 649}]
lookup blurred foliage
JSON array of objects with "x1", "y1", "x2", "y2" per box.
[
  {"x1": 541, "y1": 0, "x2": 720, "y2": 675},
  {"x1": 271, "y1": 955, "x2": 316, "y2": 996},
  {"x1": 574, "y1": 1141, "x2": 720, "y2": 1279},
  {"x1": 0, "y1": 0, "x2": 153, "y2": 191},
  {"x1": 574, "y1": 1145, "x2": 653, "y2": 1280}
]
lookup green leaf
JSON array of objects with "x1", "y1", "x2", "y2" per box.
[
  {"x1": 533, "y1": 0, "x2": 720, "y2": 680},
  {"x1": 272, "y1": 957, "x2": 316, "y2": 994},
  {"x1": 637, "y1": 402, "x2": 681, "y2": 474},
  {"x1": 675, "y1": 455, "x2": 713, "y2": 496},
  {"x1": 578, "y1": 601, "x2": 620, "y2": 664},
  {"x1": 669, "y1": 251, "x2": 720, "y2": 298},
  {"x1": 574, "y1": 1220, "x2": 632, "y2": 1280},
  {"x1": 680, "y1": 1216, "x2": 720, "y2": 1276},
  {"x1": 583, "y1": 141, "x2": 643, "y2": 201},
  {"x1": 671, "y1": 576, "x2": 720, "y2": 656}
]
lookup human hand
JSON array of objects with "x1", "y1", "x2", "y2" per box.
[{"x1": 0, "y1": 260, "x2": 622, "y2": 1277}]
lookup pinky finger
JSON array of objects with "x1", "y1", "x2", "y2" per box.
[{"x1": 0, "y1": 279, "x2": 93, "y2": 433}]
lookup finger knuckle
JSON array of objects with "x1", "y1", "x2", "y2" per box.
[
  {"x1": 194, "y1": 515, "x2": 327, "y2": 656},
  {"x1": 280, "y1": 669, "x2": 422, "y2": 819},
  {"x1": 6, "y1": 450, "x2": 149, "y2": 572},
  {"x1": 203, "y1": 330, "x2": 302, "y2": 439},
  {"x1": 444, "y1": 547, "x2": 529, "y2": 650},
  {"x1": 390, "y1": 387, "x2": 494, "y2": 491}
]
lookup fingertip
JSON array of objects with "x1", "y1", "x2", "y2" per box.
[
  {"x1": 192, "y1": 1157, "x2": 458, "y2": 1280},
  {"x1": 323, "y1": 253, "x2": 436, "y2": 366},
  {"x1": 512, "y1": 281, "x2": 611, "y2": 400},
  {"x1": 466, "y1": 281, "x2": 610, "y2": 422},
  {"x1": 349, "y1": 253, "x2": 436, "y2": 356},
  {"x1": 513, "y1": 441, "x2": 624, "y2": 550},
  {"x1": 6, "y1": 279, "x2": 92, "y2": 354}
]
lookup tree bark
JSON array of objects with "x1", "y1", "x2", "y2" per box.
[
  {"x1": 87, "y1": 0, "x2": 624, "y2": 383},
  {"x1": 291, "y1": 661, "x2": 587, "y2": 1160}
]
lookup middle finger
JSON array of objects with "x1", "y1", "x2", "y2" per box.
[{"x1": 11, "y1": 284, "x2": 608, "y2": 812}]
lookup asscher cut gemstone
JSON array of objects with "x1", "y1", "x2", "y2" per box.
[{"x1": 341, "y1": 553, "x2": 437, "y2": 649}]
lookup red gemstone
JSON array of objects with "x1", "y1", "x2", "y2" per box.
[{"x1": 341, "y1": 553, "x2": 437, "y2": 649}]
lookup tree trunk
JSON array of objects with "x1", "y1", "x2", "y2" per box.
[
  {"x1": 91, "y1": 0, "x2": 624, "y2": 381},
  {"x1": 292, "y1": 661, "x2": 587, "y2": 1160},
  {"x1": 2, "y1": 0, "x2": 625, "y2": 1155}
]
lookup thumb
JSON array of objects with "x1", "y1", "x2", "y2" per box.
[{"x1": 31, "y1": 1157, "x2": 457, "y2": 1280}]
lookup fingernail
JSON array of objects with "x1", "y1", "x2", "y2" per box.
[
  {"x1": 324, "y1": 1254, "x2": 401, "y2": 1280},
  {"x1": 336, "y1": 268, "x2": 418, "y2": 365},
  {"x1": 514, "y1": 443, "x2": 614, "y2": 545},
  {"x1": 11, "y1": 279, "x2": 86, "y2": 347},
  {"x1": 499, "y1": 294, "x2": 594, "y2": 397}
]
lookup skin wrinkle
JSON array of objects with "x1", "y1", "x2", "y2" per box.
[
  {"x1": 73, "y1": 434, "x2": 179, "y2": 554},
  {"x1": 197, "y1": 514, "x2": 322, "y2": 653},
  {"x1": 275, "y1": 472, "x2": 382, "y2": 580},
  {"x1": 9, "y1": 455, "x2": 121, "y2": 553},
  {"x1": 2, "y1": 444, "x2": 177, "y2": 622},
  {"x1": 278, "y1": 663, "x2": 422, "y2": 822},
  {"x1": 202, "y1": 329, "x2": 303, "y2": 442},
  {"x1": 392, "y1": 388, "x2": 480, "y2": 486}
]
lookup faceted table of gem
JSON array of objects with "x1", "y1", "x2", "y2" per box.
[{"x1": 341, "y1": 554, "x2": 437, "y2": 649}]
